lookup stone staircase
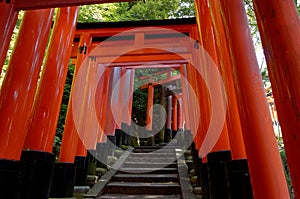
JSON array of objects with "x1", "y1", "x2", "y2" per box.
[{"x1": 94, "y1": 145, "x2": 186, "y2": 199}]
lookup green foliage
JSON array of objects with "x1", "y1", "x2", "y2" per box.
[
  {"x1": 53, "y1": 63, "x2": 74, "y2": 159},
  {"x1": 278, "y1": 139, "x2": 295, "y2": 199},
  {"x1": 131, "y1": 88, "x2": 148, "y2": 126},
  {"x1": 260, "y1": 67, "x2": 269, "y2": 86},
  {"x1": 78, "y1": 0, "x2": 195, "y2": 22},
  {"x1": 78, "y1": 3, "x2": 120, "y2": 22},
  {"x1": 295, "y1": 0, "x2": 300, "y2": 14},
  {"x1": 244, "y1": 0, "x2": 261, "y2": 46}
]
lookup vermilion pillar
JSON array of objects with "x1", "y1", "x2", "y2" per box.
[
  {"x1": 128, "y1": 69, "x2": 135, "y2": 122},
  {"x1": 180, "y1": 64, "x2": 191, "y2": 130},
  {"x1": 158, "y1": 86, "x2": 166, "y2": 143},
  {"x1": 189, "y1": 27, "x2": 211, "y2": 152},
  {"x1": 194, "y1": 0, "x2": 230, "y2": 153},
  {"x1": 209, "y1": 0, "x2": 246, "y2": 159},
  {"x1": 80, "y1": 58, "x2": 99, "y2": 150},
  {"x1": 24, "y1": 7, "x2": 79, "y2": 152},
  {"x1": 75, "y1": 34, "x2": 93, "y2": 157},
  {"x1": 0, "y1": 2, "x2": 18, "y2": 70},
  {"x1": 177, "y1": 95, "x2": 184, "y2": 130},
  {"x1": 185, "y1": 62, "x2": 201, "y2": 149},
  {"x1": 122, "y1": 69, "x2": 134, "y2": 125},
  {"x1": 172, "y1": 95, "x2": 178, "y2": 132},
  {"x1": 146, "y1": 82, "x2": 154, "y2": 131},
  {"x1": 59, "y1": 32, "x2": 92, "y2": 163},
  {"x1": 219, "y1": 0, "x2": 290, "y2": 198},
  {"x1": 252, "y1": 0, "x2": 300, "y2": 197},
  {"x1": 97, "y1": 68, "x2": 112, "y2": 142},
  {"x1": 104, "y1": 68, "x2": 118, "y2": 135},
  {"x1": 115, "y1": 67, "x2": 126, "y2": 129},
  {"x1": 166, "y1": 95, "x2": 172, "y2": 130},
  {"x1": 0, "y1": 9, "x2": 54, "y2": 160},
  {"x1": 21, "y1": 8, "x2": 78, "y2": 198},
  {"x1": 164, "y1": 95, "x2": 173, "y2": 142}
]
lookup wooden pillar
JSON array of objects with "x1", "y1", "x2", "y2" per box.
[
  {"x1": 180, "y1": 64, "x2": 191, "y2": 130},
  {"x1": 97, "y1": 67, "x2": 112, "y2": 142},
  {"x1": 104, "y1": 68, "x2": 118, "y2": 135},
  {"x1": 121, "y1": 69, "x2": 133, "y2": 125},
  {"x1": 177, "y1": 95, "x2": 184, "y2": 130},
  {"x1": 0, "y1": 2, "x2": 18, "y2": 70},
  {"x1": 146, "y1": 82, "x2": 154, "y2": 131},
  {"x1": 166, "y1": 95, "x2": 173, "y2": 131},
  {"x1": 208, "y1": 0, "x2": 246, "y2": 159},
  {"x1": 194, "y1": 0, "x2": 230, "y2": 153},
  {"x1": 59, "y1": 32, "x2": 92, "y2": 163},
  {"x1": 0, "y1": 9, "x2": 54, "y2": 160},
  {"x1": 185, "y1": 62, "x2": 201, "y2": 149},
  {"x1": 158, "y1": 86, "x2": 166, "y2": 143},
  {"x1": 81, "y1": 58, "x2": 99, "y2": 150},
  {"x1": 21, "y1": 8, "x2": 78, "y2": 198},
  {"x1": 24, "y1": 7, "x2": 79, "y2": 152},
  {"x1": 128, "y1": 69, "x2": 135, "y2": 122},
  {"x1": 172, "y1": 95, "x2": 178, "y2": 132},
  {"x1": 76, "y1": 139, "x2": 87, "y2": 157},
  {"x1": 252, "y1": 0, "x2": 300, "y2": 197},
  {"x1": 218, "y1": 0, "x2": 290, "y2": 198},
  {"x1": 189, "y1": 26, "x2": 213, "y2": 152},
  {"x1": 116, "y1": 67, "x2": 126, "y2": 129}
]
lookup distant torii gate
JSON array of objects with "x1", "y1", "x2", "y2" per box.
[{"x1": 0, "y1": 0, "x2": 299, "y2": 199}]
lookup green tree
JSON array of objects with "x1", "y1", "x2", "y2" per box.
[
  {"x1": 78, "y1": 0, "x2": 195, "y2": 22},
  {"x1": 53, "y1": 64, "x2": 74, "y2": 159}
]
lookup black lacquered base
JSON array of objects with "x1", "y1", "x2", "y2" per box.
[
  {"x1": 74, "y1": 156, "x2": 88, "y2": 186},
  {"x1": 0, "y1": 159, "x2": 25, "y2": 199},
  {"x1": 207, "y1": 150, "x2": 232, "y2": 199},
  {"x1": 50, "y1": 162, "x2": 76, "y2": 198},
  {"x1": 20, "y1": 150, "x2": 55, "y2": 199},
  {"x1": 226, "y1": 159, "x2": 253, "y2": 199}
]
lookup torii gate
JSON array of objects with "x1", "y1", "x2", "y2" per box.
[{"x1": 0, "y1": 0, "x2": 299, "y2": 199}]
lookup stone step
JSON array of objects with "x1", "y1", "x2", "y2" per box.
[
  {"x1": 133, "y1": 148, "x2": 175, "y2": 153},
  {"x1": 134, "y1": 144, "x2": 179, "y2": 150},
  {"x1": 112, "y1": 173, "x2": 179, "y2": 182},
  {"x1": 126, "y1": 157, "x2": 176, "y2": 163},
  {"x1": 97, "y1": 194, "x2": 181, "y2": 199},
  {"x1": 104, "y1": 182, "x2": 182, "y2": 195},
  {"x1": 129, "y1": 152, "x2": 176, "y2": 157},
  {"x1": 119, "y1": 167, "x2": 178, "y2": 174},
  {"x1": 123, "y1": 162, "x2": 177, "y2": 168}
]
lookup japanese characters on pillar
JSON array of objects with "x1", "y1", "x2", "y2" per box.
[
  {"x1": 59, "y1": 31, "x2": 92, "y2": 163},
  {"x1": 80, "y1": 57, "x2": 99, "y2": 150}
]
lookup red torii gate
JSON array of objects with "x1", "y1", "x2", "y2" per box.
[{"x1": 0, "y1": 0, "x2": 299, "y2": 199}]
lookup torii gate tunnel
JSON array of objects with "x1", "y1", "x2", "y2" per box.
[{"x1": 0, "y1": 0, "x2": 299, "y2": 199}]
